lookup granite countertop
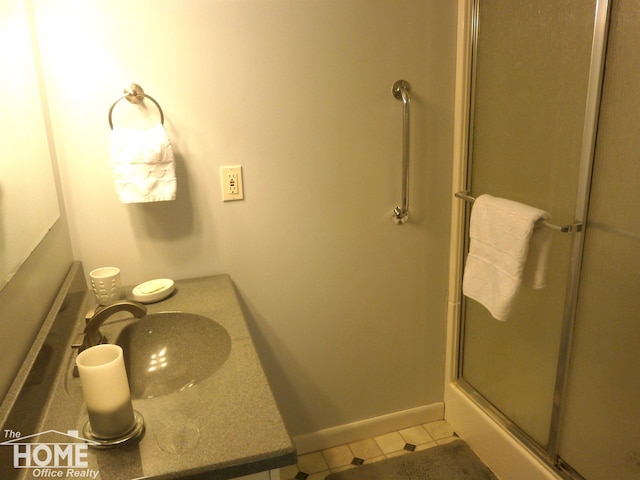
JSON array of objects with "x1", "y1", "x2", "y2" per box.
[{"x1": 0, "y1": 265, "x2": 296, "y2": 479}]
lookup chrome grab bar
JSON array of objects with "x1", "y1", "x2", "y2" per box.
[
  {"x1": 454, "y1": 191, "x2": 583, "y2": 233},
  {"x1": 392, "y1": 80, "x2": 411, "y2": 224}
]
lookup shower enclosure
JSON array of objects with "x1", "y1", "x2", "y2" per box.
[{"x1": 453, "y1": 1, "x2": 640, "y2": 479}]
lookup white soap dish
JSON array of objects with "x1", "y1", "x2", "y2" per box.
[{"x1": 132, "y1": 278, "x2": 175, "y2": 303}]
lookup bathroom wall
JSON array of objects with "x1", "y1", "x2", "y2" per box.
[
  {"x1": 31, "y1": 0, "x2": 457, "y2": 439},
  {"x1": 0, "y1": 0, "x2": 73, "y2": 399}
]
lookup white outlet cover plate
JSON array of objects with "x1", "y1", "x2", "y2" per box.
[{"x1": 220, "y1": 165, "x2": 244, "y2": 201}]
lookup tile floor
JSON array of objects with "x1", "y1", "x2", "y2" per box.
[{"x1": 279, "y1": 420, "x2": 459, "y2": 480}]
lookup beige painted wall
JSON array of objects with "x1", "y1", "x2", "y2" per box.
[{"x1": 31, "y1": 0, "x2": 457, "y2": 436}]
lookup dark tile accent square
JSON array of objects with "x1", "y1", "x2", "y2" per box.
[
  {"x1": 351, "y1": 457, "x2": 365, "y2": 466},
  {"x1": 294, "y1": 472, "x2": 309, "y2": 480},
  {"x1": 404, "y1": 443, "x2": 417, "y2": 452}
]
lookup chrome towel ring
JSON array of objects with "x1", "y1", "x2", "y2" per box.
[
  {"x1": 392, "y1": 80, "x2": 411, "y2": 225},
  {"x1": 108, "y1": 83, "x2": 165, "y2": 129}
]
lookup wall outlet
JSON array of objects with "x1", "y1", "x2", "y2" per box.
[{"x1": 220, "y1": 166, "x2": 244, "y2": 201}]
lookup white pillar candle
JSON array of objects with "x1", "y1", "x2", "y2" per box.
[{"x1": 76, "y1": 344, "x2": 135, "y2": 439}]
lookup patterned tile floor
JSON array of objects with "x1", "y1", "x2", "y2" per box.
[{"x1": 280, "y1": 420, "x2": 458, "y2": 480}]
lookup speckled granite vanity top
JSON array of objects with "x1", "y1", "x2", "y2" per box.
[{"x1": 0, "y1": 264, "x2": 296, "y2": 479}]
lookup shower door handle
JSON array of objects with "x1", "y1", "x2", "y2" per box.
[{"x1": 392, "y1": 80, "x2": 411, "y2": 224}]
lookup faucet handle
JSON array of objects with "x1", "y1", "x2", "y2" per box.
[
  {"x1": 84, "y1": 304, "x2": 105, "y2": 325},
  {"x1": 71, "y1": 332, "x2": 107, "y2": 349},
  {"x1": 71, "y1": 333, "x2": 85, "y2": 349}
]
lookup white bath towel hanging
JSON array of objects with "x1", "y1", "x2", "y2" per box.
[
  {"x1": 462, "y1": 194, "x2": 553, "y2": 321},
  {"x1": 110, "y1": 123, "x2": 176, "y2": 204}
]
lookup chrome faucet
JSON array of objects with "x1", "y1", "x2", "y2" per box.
[{"x1": 78, "y1": 300, "x2": 147, "y2": 352}]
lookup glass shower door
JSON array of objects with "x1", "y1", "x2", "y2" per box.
[
  {"x1": 556, "y1": 1, "x2": 640, "y2": 477},
  {"x1": 460, "y1": 0, "x2": 598, "y2": 449}
]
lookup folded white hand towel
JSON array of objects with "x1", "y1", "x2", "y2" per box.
[
  {"x1": 462, "y1": 194, "x2": 552, "y2": 321},
  {"x1": 110, "y1": 123, "x2": 176, "y2": 204}
]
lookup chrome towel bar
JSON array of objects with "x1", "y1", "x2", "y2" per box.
[
  {"x1": 108, "y1": 83, "x2": 165, "y2": 130},
  {"x1": 392, "y1": 80, "x2": 411, "y2": 224},
  {"x1": 454, "y1": 191, "x2": 583, "y2": 233}
]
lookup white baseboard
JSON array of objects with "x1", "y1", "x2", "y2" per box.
[{"x1": 292, "y1": 403, "x2": 444, "y2": 454}]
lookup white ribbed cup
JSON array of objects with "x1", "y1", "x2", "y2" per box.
[
  {"x1": 89, "y1": 267, "x2": 121, "y2": 305},
  {"x1": 76, "y1": 344, "x2": 135, "y2": 439}
]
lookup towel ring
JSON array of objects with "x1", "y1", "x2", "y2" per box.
[{"x1": 108, "y1": 83, "x2": 165, "y2": 129}]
